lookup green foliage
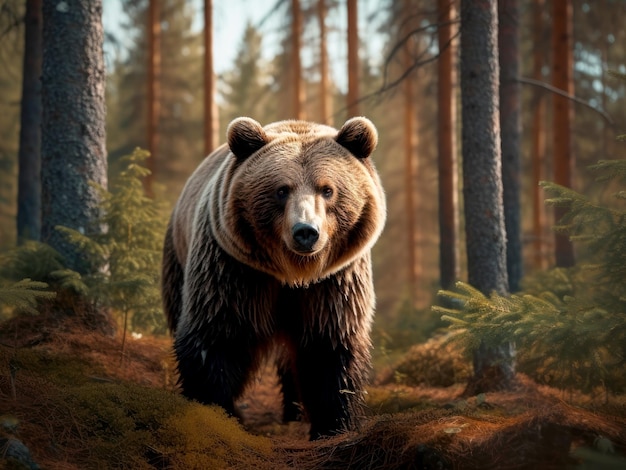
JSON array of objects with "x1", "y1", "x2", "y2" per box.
[
  {"x1": 0, "y1": 279, "x2": 55, "y2": 318},
  {"x1": 0, "y1": 243, "x2": 58, "y2": 319},
  {"x1": 0, "y1": 150, "x2": 166, "y2": 333},
  {"x1": 0, "y1": 241, "x2": 88, "y2": 297},
  {"x1": 437, "y1": 159, "x2": 626, "y2": 395},
  {"x1": 58, "y1": 148, "x2": 168, "y2": 334}
]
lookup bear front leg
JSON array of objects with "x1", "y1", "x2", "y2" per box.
[
  {"x1": 296, "y1": 338, "x2": 368, "y2": 439},
  {"x1": 174, "y1": 331, "x2": 256, "y2": 418},
  {"x1": 174, "y1": 238, "x2": 278, "y2": 419}
]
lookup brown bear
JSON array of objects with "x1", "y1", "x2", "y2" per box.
[{"x1": 161, "y1": 117, "x2": 386, "y2": 439}]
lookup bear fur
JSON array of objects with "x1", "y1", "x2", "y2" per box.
[{"x1": 161, "y1": 117, "x2": 386, "y2": 439}]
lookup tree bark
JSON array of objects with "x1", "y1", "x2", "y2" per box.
[
  {"x1": 291, "y1": 0, "x2": 305, "y2": 120},
  {"x1": 347, "y1": 0, "x2": 359, "y2": 117},
  {"x1": 204, "y1": 0, "x2": 218, "y2": 155},
  {"x1": 318, "y1": 0, "x2": 332, "y2": 125},
  {"x1": 17, "y1": 0, "x2": 42, "y2": 244},
  {"x1": 41, "y1": 0, "x2": 107, "y2": 276},
  {"x1": 531, "y1": 0, "x2": 547, "y2": 270},
  {"x1": 146, "y1": 0, "x2": 161, "y2": 196},
  {"x1": 460, "y1": 0, "x2": 515, "y2": 393},
  {"x1": 498, "y1": 0, "x2": 522, "y2": 292},
  {"x1": 403, "y1": 0, "x2": 419, "y2": 309},
  {"x1": 437, "y1": 0, "x2": 459, "y2": 290},
  {"x1": 551, "y1": 0, "x2": 575, "y2": 267}
]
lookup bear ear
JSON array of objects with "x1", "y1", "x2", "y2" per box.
[
  {"x1": 227, "y1": 117, "x2": 269, "y2": 161},
  {"x1": 335, "y1": 117, "x2": 378, "y2": 159}
]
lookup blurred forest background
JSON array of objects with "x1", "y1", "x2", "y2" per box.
[
  {"x1": 1, "y1": 0, "x2": 626, "y2": 342},
  {"x1": 1, "y1": 1, "x2": 626, "y2": 467}
]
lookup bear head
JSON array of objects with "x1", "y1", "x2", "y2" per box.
[{"x1": 211, "y1": 117, "x2": 386, "y2": 286}]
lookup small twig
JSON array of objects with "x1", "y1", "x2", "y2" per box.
[{"x1": 517, "y1": 76, "x2": 615, "y2": 126}]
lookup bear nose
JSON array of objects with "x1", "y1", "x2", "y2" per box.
[{"x1": 292, "y1": 223, "x2": 319, "y2": 251}]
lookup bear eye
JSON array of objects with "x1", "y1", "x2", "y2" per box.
[
  {"x1": 321, "y1": 186, "x2": 334, "y2": 199},
  {"x1": 276, "y1": 186, "x2": 290, "y2": 201}
]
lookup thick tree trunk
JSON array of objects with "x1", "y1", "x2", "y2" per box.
[
  {"x1": 347, "y1": 0, "x2": 359, "y2": 117},
  {"x1": 437, "y1": 0, "x2": 459, "y2": 290},
  {"x1": 460, "y1": 0, "x2": 515, "y2": 393},
  {"x1": 41, "y1": 0, "x2": 107, "y2": 275},
  {"x1": 498, "y1": 0, "x2": 522, "y2": 292},
  {"x1": 551, "y1": 0, "x2": 575, "y2": 267},
  {"x1": 17, "y1": 0, "x2": 42, "y2": 244}
]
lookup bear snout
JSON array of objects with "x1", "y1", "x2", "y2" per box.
[{"x1": 292, "y1": 222, "x2": 320, "y2": 253}]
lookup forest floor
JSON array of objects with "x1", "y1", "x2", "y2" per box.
[{"x1": 0, "y1": 313, "x2": 625, "y2": 469}]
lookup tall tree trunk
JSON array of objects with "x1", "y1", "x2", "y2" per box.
[
  {"x1": 318, "y1": 0, "x2": 332, "y2": 125},
  {"x1": 41, "y1": 0, "x2": 107, "y2": 271},
  {"x1": 498, "y1": 0, "x2": 522, "y2": 292},
  {"x1": 551, "y1": 0, "x2": 575, "y2": 267},
  {"x1": 204, "y1": 0, "x2": 218, "y2": 154},
  {"x1": 291, "y1": 0, "x2": 305, "y2": 119},
  {"x1": 437, "y1": 0, "x2": 459, "y2": 290},
  {"x1": 531, "y1": 0, "x2": 547, "y2": 270},
  {"x1": 402, "y1": 0, "x2": 419, "y2": 308},
  {"x1": 17, "y1": 0, "x2": 42, "y2": 244},
  {"x1": 460, "y1": 0, "x2": 515, "y2": 394},
  {"x1": 146, "y1": 0, "x2": 161, "y2": 196},
  {"x1": 347, "y1": 0, "x2": 359, "y2": 117}
]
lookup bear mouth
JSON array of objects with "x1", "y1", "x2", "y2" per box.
[
  {"x1": 290, "y1": 245, "x2": 320, "y2": 256},
  {"x1": 285, "y1": 240, "x2": 324, "y2": 259}
]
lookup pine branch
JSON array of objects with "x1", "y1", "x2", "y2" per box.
[{"x1": 0, "y1": 279, "x2": 56, "y2": 315}]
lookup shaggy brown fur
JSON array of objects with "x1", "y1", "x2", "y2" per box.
[{"x1": 161, "y1": 117, "x2": 386, "y2": 439}]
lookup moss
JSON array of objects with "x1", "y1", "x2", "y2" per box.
[
  {"x1": 159, "y1": 404, "x2": 274, "y2": 469},
  {"x1": 0, "y1": 340, "x2": 276, "y2": 469},
  {"x1": 379, "y1": 335, "x2": 472, "y2": 388},
  {"x1": 0, "y1": 345, "x2": 106, "y2": 390},
  {"x1": 48, "y1": 383, "x2": 185, "y2": 468},
  {"x1": 366, "y1": 385, "x2": 437, "y2": 414}
]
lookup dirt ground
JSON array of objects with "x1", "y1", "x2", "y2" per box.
[{"x1": 1, "y1": 314, "x2": 625, "y2": 469}]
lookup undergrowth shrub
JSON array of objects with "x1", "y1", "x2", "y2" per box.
[
  {"x1": 435, "y1": 159, "x2": 626, "y2": 396},
  {"x1": 58, "y1": 148, "x2": 168, "y2": 336},
  {"x1": 0, "y1": 149, "x2": 168, "y2": 336}
]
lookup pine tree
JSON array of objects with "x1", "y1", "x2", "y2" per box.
[
  {"x1": 460, "y1": 0, "x2": 513, "y2": 393},
  {"x1": 436, "y1": 157, "x2": 626, "y2": 396},
  {"x1": 57, "y1": 149, "x2": 168, "y2": 340},
  {"x1": 41, "y1": 0, "x2": 108, "y2": 276},
  {"x1": 1, "y1": 150, "x2": 167, "y2": 340}
]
